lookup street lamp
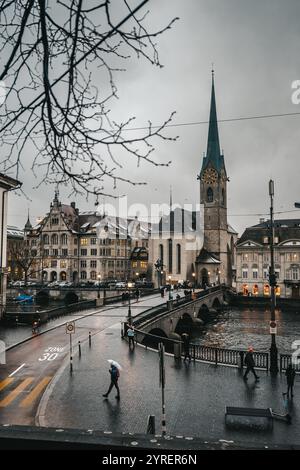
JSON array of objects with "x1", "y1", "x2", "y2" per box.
[
  {"x1": 97, "y1": 274, "x2": 101, "y2": 299},
  {"x1": 192, "y1": 272, "x2": 196, "y2": 292},
  {"x1": 269, "y1": 179, "x2": 278, "y2": 375},
  {"x1": 127, "y1": 281, "x2": 133, "y2": 323}
]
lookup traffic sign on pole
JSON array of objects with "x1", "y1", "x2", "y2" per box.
[
  {"x1": 270, "y1": 321, "x2": 277, "y2": 334},
  {"x1": 66, "y1": 321, "x2": 75, "y2": 334}
]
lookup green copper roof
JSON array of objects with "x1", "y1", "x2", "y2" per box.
[{"x1": 201, "y1": 72, "x2": 226, "y2": 175}]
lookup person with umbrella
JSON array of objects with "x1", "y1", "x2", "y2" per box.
[{"x1": 103, "y1": 360, "x2": 121, "y2": 400}]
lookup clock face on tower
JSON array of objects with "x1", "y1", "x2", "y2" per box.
[{"x1": 202, "y1": 168, "x2": 218, "y2": 184}]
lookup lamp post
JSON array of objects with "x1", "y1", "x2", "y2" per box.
[
  {"x1": 168, "y1": 275, "x2": 173, "y2": 300},
  {"x1": 127, "y1": 281, "x2": 133, "y2": 323},
  {"x1": 269, "y1": 179, "x2": 278, "y2": 375},
  {"x1": 97, "y1": 274, "x2": 101, "y2": 299},
  {"x1": 154, "y1": 259, "x2": 164, "y2": 288},
  {"x1": 218, "y1": 269, "x2": 221, "y2": 285},
  {"x1": 192, "y1": 272, "x2": 196, "y2": 292}
]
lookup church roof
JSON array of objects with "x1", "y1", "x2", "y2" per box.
[
  {"x1": 201, "y1": 72, "x2": 226, "y2": 176},
  {"x1": 237, "y1": 219, "x2": 300, "y2": 246},
  {"x1": 196, "y1": 247, "x2": 220, "y2": 264}
]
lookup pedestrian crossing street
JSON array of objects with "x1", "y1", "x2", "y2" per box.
[{"x1": 0, "y1": 376, "x2": 52, "y2": 408}]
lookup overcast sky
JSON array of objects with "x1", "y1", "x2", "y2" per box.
[{"x1": 5, "y1": 0, "x2": 300, "y2": 235}]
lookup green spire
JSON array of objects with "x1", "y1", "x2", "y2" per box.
[{"x1": 201, "y1": 70, "x2": 226, "y2": 175}]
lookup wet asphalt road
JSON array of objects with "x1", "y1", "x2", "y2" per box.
[{"x1": 0, "y1": 294, "x2": 164, "y2": 426}]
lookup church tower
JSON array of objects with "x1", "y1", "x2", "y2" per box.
[
  {"x1": 200, "y1": 70, "x2": 228, "y2": 256},
  {"x1": 196, "y1": 71, "x2": 235, "y2": 287}
]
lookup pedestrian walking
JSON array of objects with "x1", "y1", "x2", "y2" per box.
[
  {"x1": 127, "y1": 324, "x2": 135, "y2": 350},
  {"x1": 243, "y1": 347, "x2": 259, "y2": 381},
  {"x1": 160, "y1": 287, "x2": 165, "y2": 298},
  {"x1": 103, "y1": 364, "x2": 120, "y2": 399},
  {"x1": 135, "y1": 288, "x2": 140, "y2": 301},
  {"x1": 286, "y1": 363, "x2": 296, "y2": 398},
  {"x1": 182, "y1": 333, "x2": 191, "y2": 362}
]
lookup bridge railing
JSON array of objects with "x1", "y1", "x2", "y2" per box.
[
  {"x1": 279, "y1": 354, "x2": 300, "y2": 373},
  {"x1": 133, "y1": 328, "x2": 269, "y2": 369},
  {"x1": 132, "y1": 286, "x2": 225, "y2": 328}
]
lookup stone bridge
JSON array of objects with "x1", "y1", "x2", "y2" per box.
[{"x1": 132, "y1": 286, "x2": 231, "y2": 342}]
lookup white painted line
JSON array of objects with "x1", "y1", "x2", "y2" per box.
[{"x1": 9, "y1": 363, "x2": 26, "y2": 377}]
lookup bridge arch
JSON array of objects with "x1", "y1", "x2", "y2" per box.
[
  {"x1": 174, "y1": 312, "x2": 193, "y2": 336},
  {"x1": 198, "y1": 304, "x2": 210, "y2": 321},
  {"x1": 212, "y1": 298, "x2": 221, "y2": 310},
  {"x1": 142, "y1": 328, "x2": 168, "y2": 349}
]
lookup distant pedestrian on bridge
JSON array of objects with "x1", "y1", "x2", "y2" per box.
[
  {"x1": 243, "y1": 347, "x2": 259, "y2": 381},
  {"x1": 127, "y1": 325, "x2": 135, "y2": 351},
  {"x1": 182, "y1": 333, "x2": 191, "y2": 362},
  {"x1": 286, "y1": 363, "x2": 296, "y2": 398}
]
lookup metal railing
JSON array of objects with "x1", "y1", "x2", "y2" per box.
[
  {"x1": 132, "y1": 328, "x2": 269, "y2": 370},
  {"x1": 280, "y1": 354, "x2": 300, "y2": 373}
]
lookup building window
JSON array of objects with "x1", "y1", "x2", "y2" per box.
[
  {"x1": 132, "y1": 261, "x2": 137, "y2": 268},
  {"x1": 90, "y1": 260, "x2": 97, "y2": 268},
  {"x1": 275, "y1": 286, "x2": 281, "y2": 297},
  {"x1": 140, "y1": 261, "x2": 147, "y2": 269},
  {"x1": 62, "y1": 248, "x2": 68, "y2": 257},
  {"x1": 242, "y1": 254, "x2": 249, "y2": 262},
  {"x1": 90, "y1": 271, "x2": 97, "y2": 280},
  {"x1": 293, "y1": 253, "x2": 299, "y2": 262},
  {"x1": 242, "y1": 284, "x2": 249, "y2": 296},
  {"x1": 263, "y1": 237, "x2": 269, "y2": 244},
  {"x1": 252, "y1": 270, "x2": 258, "y2": 279},
  {"x1": 242, "y1": 270, "x2": 248, "y2": 279},
  {"x1": 51, "y1": 233, "x2": 58, "y2": 245},
  {"x1": 263, "y1": 270, "x2": 268, "y2": 279},
  {"x1": 52, "y1": 218, "x2": 59, "y2": 225},
  {"x1": 263, "y1": 253, "x2": 269, "y2": 262},
  {"x1": 81, "y1": 249, "x2": 87, "y2": 256},
  {"x1": 207, "y1": 187, "x2": 213, "y2": 203},
  {"x1": 74, "y1": 238, "x2": 77, "y2": 244},
  {"x1": 51, "y1": 260, "x2": 57, "y2": 268},
  {"x1": 159, "y1": 244, "x2": 164, "y2": 266},
  {"x1": 91, "y1": 238, "x2": 97, "y2": 245},
  {"x1": 80, "y1": 238, "x2": 88, "y2": 246},
  {"x1": 43, "y1": 249, "x2": 49, "y2": 257},
  {"x1": 74, "y1": 249, "x2": 78, "y2": 256},
  {"x1": 80, "y1": 271, "x2": 87, "y2": 280},
  {"x1": 80, "y1": 260, "x2": 87, "y2": 268},
  {"x1": 60, "y1": 260, "x2": 67, "y2": 268},
  {"x1": 91, "y1": 249, "x2": 97, "y2": 256},
  {"x1": 292, "y1": 268, "x2": 299, "y2": 280},
  {"x1": 221, "y1": 188, "x2": 225, "y2": 205},
  {"x1": 61, "y1": 234, "x2": 68, "y2": 245},
  {"x1": 176, "y1": 244, "x2": 181, "y2": 274},
  {"x1": 52, "y1": 249, "x2": 58, "y2": 256},
  {"x1": 168, "y1": 238, "x2": 173, "y2": 273},
  {"x1": 286, "y1": 253, "x2": 293, "y2": 262},
  {"x1": 252, "y1": 284, "x2": 259, "y2": 295},
  {"x1": 264, "y1": 284, "x2": 270, "y2": 296}
]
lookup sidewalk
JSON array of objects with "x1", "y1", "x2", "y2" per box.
[{"x1": 39, "y1": 316, "x2": 300, "y2": 446}]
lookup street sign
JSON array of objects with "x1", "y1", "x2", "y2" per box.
[
  {"x1": 66, "y1": 321, "x2": 75, "y2": 334},
  {"x1": 270, "y1": 321, "x2": 277, "y2": 334}
]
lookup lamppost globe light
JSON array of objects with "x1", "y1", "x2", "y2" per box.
[{"x1": 128, "y1": 281, "x2": 133, "y2": 288}]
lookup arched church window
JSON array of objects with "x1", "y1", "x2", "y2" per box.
[
  {"x1": 207, "y1": 187, "x2": 213, "y2": 203},
  {"x1": 176, "y1": 244, "x2": 181, "y2": 274}
]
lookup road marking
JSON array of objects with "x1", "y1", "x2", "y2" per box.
[
  {"x1": 0, "y1": 378, "x2": 33, "y2": 407},
  {"x1": 19, "y1": 377, "x2": 52, "y2": 408},
  {"x1": 0, "y1": 378, "x2": 14, "y2": 392},
  {"x1": 9, "y1": 363, "x2": 26, "y2": 377}
]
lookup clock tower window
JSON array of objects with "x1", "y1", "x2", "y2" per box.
[{"x1": 207, "y1": 187, "x2": 213, "y2": 203}]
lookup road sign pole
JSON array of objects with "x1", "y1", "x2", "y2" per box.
[
  {"x1": 159, "y1": 342, "x2": 166, "y2": 436},
  {"x1": 70, "y1": 333, "x2": 73, "y2": 374}
]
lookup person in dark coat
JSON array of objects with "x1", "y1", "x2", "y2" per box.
[
  {"x1": 286, "y1": 363, "x2": 296, "y2": 398},
  {"x1": 103, "y1": 364, "x2": 120, "y2": 399},
  {"x1": 243, "y1": 347, "x2": 259, "y2": 381},
  {"x1": 182, "y1": 333, "x2": 191, "y2": 362}
]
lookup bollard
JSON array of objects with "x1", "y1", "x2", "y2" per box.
[
  {"x1": 146, "y1": 415, "x2": 155, "y2": 434},
  {"x1": 70, "y1": 355, "x2": 73, "y2": 374},
  {"x1": 78, "y1": 341, "x2": 81, "y2": 358},
  {"x1": 89, "y1": 331, "x2": 92, "y2": 347}
]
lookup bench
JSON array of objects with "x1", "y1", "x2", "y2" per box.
[{"x1": 225, "y1": 406, "x2": 273, "y2": 428}]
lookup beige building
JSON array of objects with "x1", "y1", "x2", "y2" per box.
[
  {"x1": 25, "y1": 192, "x2": 150, "y2": 284},
  {"x1": 236, "y1": 218, "x2": 300, "y2": 298}
]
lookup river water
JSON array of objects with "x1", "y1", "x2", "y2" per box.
[{"x1": 192, "y1": 307, "x2": 300, "y2": 355}]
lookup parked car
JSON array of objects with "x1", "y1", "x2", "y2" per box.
[{"x1": 115, "y1": 282, "x2": 126, "y2": 289}]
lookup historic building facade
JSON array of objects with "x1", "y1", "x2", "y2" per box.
[
  {"x1": 24, "y1": 192, "x2": 150, "y2": 284},
  {"x1": 236, "y1": 219, "x2": 300, "y2": 298},
  {"x1": 196, "y1": 72, "x2": 237, "y2": 286}
]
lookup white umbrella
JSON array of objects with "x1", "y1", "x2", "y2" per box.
[{"x1": 108, "y1": 359, "x2": 122, "y2": 370}]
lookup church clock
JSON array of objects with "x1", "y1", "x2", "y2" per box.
[{"x1": 202, "y1": 168, "x2": 218, "y2": 184}]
